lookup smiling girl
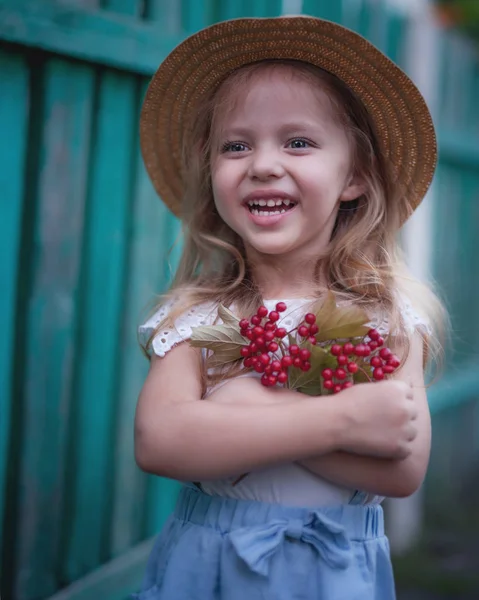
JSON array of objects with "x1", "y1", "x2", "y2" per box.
[{"x1": 133, "y1": 16, "x2": 443, "y2": 600}]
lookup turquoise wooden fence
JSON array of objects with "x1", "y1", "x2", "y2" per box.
[{"x1": 0, "y1": 1, "x2": 478, "y2": 599}]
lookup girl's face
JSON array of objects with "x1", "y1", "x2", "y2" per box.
[{"x1": 210, "y1": 67, "x2": 364, "y2": 263}]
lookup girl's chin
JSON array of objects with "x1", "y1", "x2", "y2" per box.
[{"x1": 245, "y1": 239, "x2": 300, "y2": 258}]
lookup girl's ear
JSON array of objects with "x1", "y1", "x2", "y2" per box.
[{"x1": 339, "y1": 174, "x2": 367, "y2": 202}]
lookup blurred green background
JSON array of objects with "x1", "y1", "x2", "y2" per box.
[{"x1": 1, "y1": 0, "x2": 478, "y2": 598}]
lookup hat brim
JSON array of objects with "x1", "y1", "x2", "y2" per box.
[{"x1": 140, "y1": 16, "x2": 437, "y2": 218}]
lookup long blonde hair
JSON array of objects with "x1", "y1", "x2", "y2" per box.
[{"x1": 146, "y1": 60, "x2": 446, "y2": 369}]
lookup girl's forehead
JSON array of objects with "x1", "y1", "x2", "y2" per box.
[{"x1": 212, "y1": 65, "x2": 337, "y2": 127}]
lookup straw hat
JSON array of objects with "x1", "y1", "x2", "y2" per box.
[{"x1": 140, "y1": 16, "x2": 437, "y2": 218}]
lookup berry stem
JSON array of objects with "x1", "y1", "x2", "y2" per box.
[{"x1": 357, "y1": 365, "x2": 372, "y2": 382}]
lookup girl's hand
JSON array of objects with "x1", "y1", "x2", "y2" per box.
[
  {"x1": 336, "y1": 379, "x2": 417, "y2": 459},
  {"x1": 209, "y1": 375, "x2": 417, "y2": 459}
]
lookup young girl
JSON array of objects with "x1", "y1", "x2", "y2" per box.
[{"x1": 134, "y1": 15, "x2": 443, "y2": 600}]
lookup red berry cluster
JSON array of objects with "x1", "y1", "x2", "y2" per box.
[
  {"x1": 239, "y1": 303, "x2": 401, "y2": 394},
  {"x1": 321, "y1": 329, "x2": 400, "y2": 393},
  {"x1": 239, "y1": 303, "x2": 318, "y2": 387}
]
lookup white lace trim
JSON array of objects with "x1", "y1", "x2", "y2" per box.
[
  {"x1": 139, "y1": 298, "x2": 218, "y2": 357},
  {"x1": 368, "y1": 294, "x2": 431, "y2": 337},
  {"x1": 139, "y1": 296, "x2": 430, "y2": 358}
]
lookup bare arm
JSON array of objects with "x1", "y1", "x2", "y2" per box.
[
  {"x1": 299, "y1": 332, "x2": 431, "y2": 498},
  {"x1": 135, "y1": 344, "x2": 343, "y2": 480},
  {"x1": 134, "y1": 343, "x2": 417, "y2": 481}
]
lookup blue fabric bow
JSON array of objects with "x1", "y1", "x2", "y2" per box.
[{"x1": 228, "y1": 512, "x2": 351, "y2": 577}]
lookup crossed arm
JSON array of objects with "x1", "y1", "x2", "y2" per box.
[
  {"x1": 208, "y1": 332, "x2": 431, "y2": 498},
  {"x1": 135, "y1": 332, "x2": 429, "y2": 498}
]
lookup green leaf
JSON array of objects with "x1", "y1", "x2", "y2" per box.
[
  {"x1": 288, "y1": 344, "x2": 328, "y2": 392},
  {"x1": 299, "y1": 380, "x2": 323, "y2": 396},
  {"x1": 190, "y1": 324, "x2": 247, "y2": 357},
  {"x1": 217, "y1": 304, "x2": 241, "y2": 328},
  {"x1": 207, "y1": 352, "x2": 243, "y2": 368},
  {"x1": 314, "y1": 291, "x2": 370, "y2": 341},
  {"x1": 353, "y1": 364, "x2": 372, "y2": 384}
]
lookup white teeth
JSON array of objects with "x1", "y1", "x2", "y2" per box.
[
  {"x1": 251, "y1": 207, "x2": 289, "y2": 216},
  {"x1": 247, "y1": 198, "x2": 295, "y2": 207},
  {"x1": 248, "y1": 197, "x2": 297, "y2": 217}
]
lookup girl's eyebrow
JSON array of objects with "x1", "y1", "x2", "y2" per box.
[
  {"x1": 216, "y1": 126, "x2": 254, "y2": 138},
  {"x1": 277, "y1": 120, "x2": 326, "y2": 134}
]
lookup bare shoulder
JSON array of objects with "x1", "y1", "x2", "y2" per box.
[{"x1": 137, "y1": 344, "x2": 203, "y2": 415}]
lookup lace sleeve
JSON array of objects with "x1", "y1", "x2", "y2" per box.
[
  {"x1": 138, "y1": 298, "x2": 218, "y2": 357},
  {"x1": 368, "y1": 295, "x2": 432, "y2": 337}
]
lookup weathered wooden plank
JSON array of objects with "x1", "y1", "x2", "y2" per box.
[
  {"x1": 473, "y1": 67, "x2": 479, "y2": 134},
  {"x1": 431, "y1": 164, "x2": 460, "y2": 347},
  {"x1": 180, "y1": 0, "x2": 209, "y2": 32},
  {"x1": 438, "y1": 131, "x2": 479, "y2": 173},
  {"x1": 0, "y1": 48, "x2": 29, "y2": 583},
  {"x1": 65, "y1": 69, "x2": 136, "y2": 582},
  {"x1": 143, "y1": 0, "x2": 180, "y2": 29},
  {"x1": 429, "y1": 368, "x2": 479, "y2": 416},
  {"x1": 243, "y1": 0, "x2": 282, "y2": 17},
  {"x1": 47, "y1": 537, "x2": 154, "y2": 600},
  {"x1": 72, "y1": 0, "x2": 101, "y2": 8},
  {"x1": 383, "y1": 8, "x2": 406, "y2": 66},
  {"x1": 109, "y1": 79, "x2": 169, "y2": 557},
  {"x1": 302, "y1": 0, "x2": 342, "y2": 23},
  {"x1": 0, "y1": 0, "x2": 183, "y2": 76},
  {"x1": 214, "y1": 0, "x2": 282, "y2": 20},
  {"x1": 12, "y1": 57, "x2": 95, "y2": 599},
  {"x1": 354, "y1": 0, "x2": 372, "y2": 40},
  {"x1": 453, "y1": 169, "x2": 478, "y2": 361},
  {"x1": 103, "y1": 0, "x2": 140, "y2": 17}
]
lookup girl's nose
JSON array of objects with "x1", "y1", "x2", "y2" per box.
[{"x1": 248, "y1": 148, "x2": 285, "y2": 181}]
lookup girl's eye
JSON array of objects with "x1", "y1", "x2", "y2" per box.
[
  {"x1": 288, "y1": 138, "x2": 311, "y2": 149},
  {"x1": 222, "y1": 142, "x2": 248, "y2": 153}
]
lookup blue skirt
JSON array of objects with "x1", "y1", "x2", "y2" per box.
[{"x1": 133, "y1": 485, "x2": 396, "y2": 600}]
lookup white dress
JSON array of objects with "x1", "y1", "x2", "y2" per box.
[{"x1": 139, "y1": 296, "x2": 429, "y2": 508}]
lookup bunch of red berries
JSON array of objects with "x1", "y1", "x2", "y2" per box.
[
  {"x1": 238, "y1": 302, "x2": 401, "y2": 393},
  {"x1": 239, "y1": 302, "x2": 317, "y2": 387},
  {"x1": 321, "y1": 330, "x2": 400, "y2": 394}
]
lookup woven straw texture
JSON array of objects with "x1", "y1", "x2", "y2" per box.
[{"x1": 140, "y1": 16, "x2": 437, "y2": 218}]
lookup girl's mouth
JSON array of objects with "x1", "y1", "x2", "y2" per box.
[{"x1": 246, "y1": 198, "x2": 298, "y2": 216}]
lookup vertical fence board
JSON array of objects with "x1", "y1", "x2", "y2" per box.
[
  {"x1": 302, "y1": 0, "x2": 342, "y2": 23},
  {"x1": 214, "y1": 0, "x2": 281, "y2": 21},
  {"x1": 473, "y1": 67, "x2": 479, "y2": 133},
  {"x1": 144, "y1": 0, "x2": 180, "y2": 29},
  {"x1": 102, "y1": 0, "x2": 140, "y2": 16},
  {"x1": 66, "y1": 70, "x2": 136, "y2": 581},
  {"x1": 0, "y1": 49, "x2": 29, "y2": 574},
  {"x1": 181, "y1": 0, "x2": 210, "y2": 32},
  {"x1": 383, "y1": 8, "x2": 406, "y2": 66},
  {"x1": 144, "y1": 207, "x2": 182, "y2": 538},
  {"x1": 13, "y1": 57, "x2": 95, "y2": 599},
  {"x1": 109, "y1": 81, "x2": 177, "y2": 556}
]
